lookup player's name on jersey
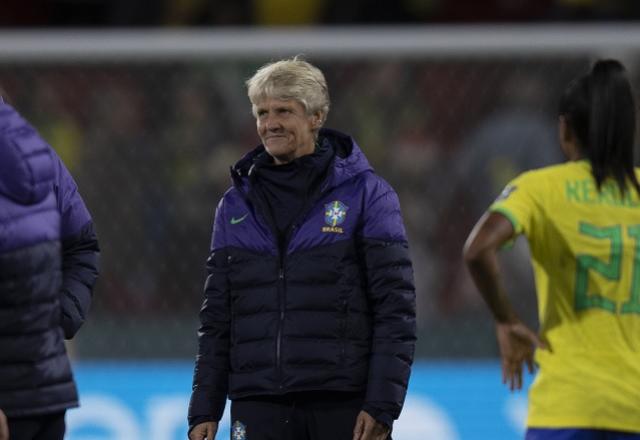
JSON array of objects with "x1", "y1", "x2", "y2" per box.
[{"x1": 566, "y1": 179, "x2": 640, "y2": 207}]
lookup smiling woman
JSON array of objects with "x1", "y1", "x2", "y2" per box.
[
  {"x1": 247, "y1": 57, "x2": 329, "y2": 165},
  {"x1": 188, "y1": 56, "x2": 416, "y2": 440},
  {"x1": 253, "y1": 97, "x2": 319, "y2": 165}
]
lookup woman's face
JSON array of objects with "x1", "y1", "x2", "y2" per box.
[{"x1": 254, "y1": 97, "x2": 320, "y2": 165}]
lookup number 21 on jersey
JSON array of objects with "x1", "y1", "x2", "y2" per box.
[{"x1": 575, "y1": 222, "x2": 640, "y2": 314}]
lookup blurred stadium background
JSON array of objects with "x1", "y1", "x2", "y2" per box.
[{"x1": 1, "y1": 1, "x2": 639, "y2": 439}]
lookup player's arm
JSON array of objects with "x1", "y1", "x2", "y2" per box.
[
  {"x1": 463, "y1": 212, "x2": 517, "y2": 323},
  {"x1": 463, "y1": 211, "x2": 545, "y2": 391}
]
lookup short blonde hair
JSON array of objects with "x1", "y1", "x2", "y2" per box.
[{"x1": 246, "y1": 56, "x2": 330, "y2": 125}]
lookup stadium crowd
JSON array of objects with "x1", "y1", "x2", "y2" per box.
[{"x1": 1, "y1": 55, "x2": 610, "y2": 358}]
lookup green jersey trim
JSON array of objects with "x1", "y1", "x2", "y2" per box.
[
  {"x1": 490, "y1": 205, "x2": 521, "y2": 233},
  {"x1": 489, "y1": 205, "x2": 522, "y2": 249}
]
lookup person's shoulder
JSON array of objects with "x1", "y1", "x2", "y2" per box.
[
  {"x1": 222, "y1": 185, "x2": 239, "y2": 199},
  {"x1": 357, "y1": 170, "x2": 397, "y2": 196},
  {"x1": 0, "y1": 111, "x2": 56, "y2": 205},
  {"x1": 494, "y1": 164, "x2": 565, "y2": 205},
  {"x1": 217, "y1": 185, "x2": 247, "y2": 212}
]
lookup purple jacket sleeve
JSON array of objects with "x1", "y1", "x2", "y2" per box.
[
  {"x1": 52, "y1": 151, "x2": 100, "y2": 339},
  {"x1": 188, "y1": 200, "x2": 231, "y2": 430},
  {"x1": 359, "y1": 177, "x2": 417, "y2": 429}
]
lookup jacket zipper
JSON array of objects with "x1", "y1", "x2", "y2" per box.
[
  {"x1": 276, "y1": 266, "x2": 285, "y2": 389},
  {"x1": 275, "y1": 222, "x2": 299, "y2": 390},
  {"x1": 239, "y1": 164, "x2": 331, "y2": 391},
  {"x1": 244, "y1": 187, "x2": 292, "y2": 391}
]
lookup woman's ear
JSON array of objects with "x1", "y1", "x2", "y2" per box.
[
  {"x1": 558, "y1": 115, "x2": 572, "y2": 143},
  {"x1": 558, "y1": 115, "x2": 581, "y2": 160},
  {"x1": 312, "y1": 111, "x2": 324, "y2": 129}
]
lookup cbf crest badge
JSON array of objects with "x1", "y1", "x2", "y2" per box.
[
  {"x1": 496, "y1": 184, "x2": 517, "y2": 201},
  {"x1": 232, "y1": 420, "x2": 246, "y2": 440},
  {"x1": 323, "y1": 200, "x2": 349, "y2": 234}
]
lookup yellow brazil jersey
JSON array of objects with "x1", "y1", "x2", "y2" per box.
[{"x1": 490, "y1": 160, "x2": 640, "y2": 432}]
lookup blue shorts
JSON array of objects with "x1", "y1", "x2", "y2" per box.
[{"x1": 526, "y1": 428, "x2": 640, "y2": 440}]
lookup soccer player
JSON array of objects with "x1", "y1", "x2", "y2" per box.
[
  {"x1": 463, "y1": 59, "x2": 640, "y2": 439},
  {"x1": 188, "y1": 57, "x2": 416, "y2": 440}
]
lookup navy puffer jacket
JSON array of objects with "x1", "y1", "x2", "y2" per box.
[
  {"x1": 189, "y1": 129, "x2": 416, "y2": 429},
  {"x1": 0, "y1": 102, "x2": 99, "y2": 417}
]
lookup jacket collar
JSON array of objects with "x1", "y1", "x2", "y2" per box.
[{"x1": 231, "y1": 128, "x2": 372, "y2": 192}]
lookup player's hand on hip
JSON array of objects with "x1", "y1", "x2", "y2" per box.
[
  {"x1": 0, "y1": 409, "x2": 9, "y2": 440},
  {"x1": 495, "y1": 319, "x2": 547, "y2": 391},
  {"x1": 188, "y1": 421, "x2": 217, "y2": 440},
  {"x1": 353, "y1": 410, "x2": 390, "y2": 440}
]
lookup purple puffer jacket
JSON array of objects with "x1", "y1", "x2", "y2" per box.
[
  {"x1": 0, "y1": 102, "x2": 99, "y2": 417},
  {"x1": 189, "y1": 129, "x2": 416, "y2": 430}
]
